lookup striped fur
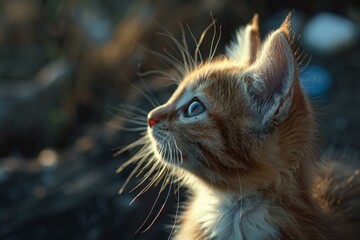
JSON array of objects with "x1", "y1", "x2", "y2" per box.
[{"x1": 121, "y1": 13, "x2": 360, "y2": 240}]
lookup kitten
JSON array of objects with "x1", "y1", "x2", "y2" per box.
[{"x1": 120, "y1": 13, "x2": 360, "y2": 239}]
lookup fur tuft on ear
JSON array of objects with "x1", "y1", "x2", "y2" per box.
[
  {"x1": 226, "y1": 14, "x2": 261, "y2": 64},
  {"x1": 246, "y1": 16, "x2": 295, "y2": 127},
  {"x1": 279, "y1": 12, "x2": 292, "y2": 37}
]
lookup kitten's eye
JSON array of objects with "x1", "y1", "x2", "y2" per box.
[{"x1": 185, "y1": 100, "x2": 205, "y2": 117}]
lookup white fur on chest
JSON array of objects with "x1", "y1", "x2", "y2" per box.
[{"x1": 192, "y1": 191, "x2": 279, "y2": 240}]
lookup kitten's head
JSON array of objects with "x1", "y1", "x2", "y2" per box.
[{"x1": 146, "y1": 14, "x2": 314, "y2": 195}]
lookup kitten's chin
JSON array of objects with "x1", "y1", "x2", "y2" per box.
[
  {"x1": 151, "y1": 140, "x2": 187, "y2": 167},
  {"x1": 157, "y1": 149, "x2": 187, "y2": 166}
]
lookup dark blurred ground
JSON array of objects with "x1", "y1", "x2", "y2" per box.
[{"x1": 0, "y1": 1, "x2": 359, "y2": 240}]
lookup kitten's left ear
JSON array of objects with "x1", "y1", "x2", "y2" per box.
[
  {"x1": 246, "y1": 14, "x2": 295, "y2": 127},
  {"x1": 226, "y1": 14, "x2": 261, "y2": 64}
]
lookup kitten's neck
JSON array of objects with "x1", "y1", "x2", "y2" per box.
[{"x1": 196, "y1": 189, "x2": 279, "y2": 240}]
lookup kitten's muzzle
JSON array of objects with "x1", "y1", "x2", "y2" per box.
[
  {"x1": 147, "y1": 104, "x2": 177, "y2": 128},
  {"x1": 147, "y1": 110, "x2": 163, "y2": 128},
  {"x1": 148, "y1": 117, "x2": 159, "y2": 128}
]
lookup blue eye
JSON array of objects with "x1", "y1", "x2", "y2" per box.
[{"x1": 185, "y1": 100, "x2": 205, "y2": 117}]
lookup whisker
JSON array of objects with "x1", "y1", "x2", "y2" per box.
[
  {"x1": 193, "y1": 20, "x2": 215, "y2": 64},
  {"x1": 133, "y1": 163, "x2": 167, "y2": 196},
  {"x1": 130, "y1": 155, "x2": 166, "y2": 205},
  {"x1": 107, "y1": 106, "x2": 148, "y2": 132},
  {"x1": 172, "y1": 135, "x2": 183, "y2": 164},
  {"x1": 153, "y1": 165, "x2": 169, "y2": 189},
  {"x1": 116, "y1": 147, "x2": 152, "y2": 174},
  {"x1": 136, "y1": 146, "x2": 172, "y2": 233},
  {"x1": 167, "y1": 135, "x2": 181, "y2": 239},
  {"x1": 140, "y1": 134, "x2": 182, "y2": 233},
  {"x1": 141, "y1": 45, "x2": 185, "y2": 80},
  {"x1": 157, "y1": 141, "x2": 173, "y2": 193},
  {"x1": 130, "y1": 161, "x2": 162, "y2": 194},
  {"x1": 138, "y1": 68, "x2": 177, "y2": 79},
  {"x1": 155, "y1": 21, "x2": 195, "y2": 74},
  {"x1": 141, "y1": 170, "x2": 173, "y2": 233},
  {"x1": 130, "y1": 165, "x2": 163, "y2": 204},
  {"x1": 185, "y1": 23, "x2": 201, "y2": 65},
  {"x1": 163, "y1": 47, "x2": 188, "y2": 73},
  {"x1": 141, "y1": 194, "x2": 168, "y2": 233},
  {"x1": 128, "y1": 79, "x2": 159, "y2": 108},
  {"x1": 154, "y1": 21, "x2": 191, "y2": 67},
  {"x1": 210, "y1": 25, "x2": 222, "y2": 60},
  {"x1": 119, "y1": 127, "x2": 148, "y2": 132},
  {"x1": 114, "y1": 117, "x2": 147, "y2": 126},
  {"x1": 135, "y1": 181, "x2": 167, "y2": 233},
  {"x1": 111, "y1": 108, "x2": 147, "y2": 123},
  {"x1": 137, "y1": 68, "x2": 182, "y2": 84},
  {"x1": 209, "y1": 13, "x2": 217, "y2": 61},
  {"x1": 134, "y1": 135, "x2": 167, "y2": 178},
  {"x1": 168, "y1": 179, "x2": 180, "y2": 239},
  {"x1": 179, "y1": 24, "x2": 195, "y2": 70},
  {"x1": 135, "y1": 157, "x2": 158, "y2": 178},
  {"x1": 130, "y1": 134, "x2": 170, "y2": 201},
  {"x1": 119, "y1": 159, "x2": 146, "y2": 194},
  {"x1": 117, "y1": 104, "x2": 149, "y2": 116},
  {"x1": 113, "y1": 135, "x2": 149, "y2": 157},
  {"x1": 156, "y1": 32, "x2": 193, "y2": 75},
  {"x1": 139, "y1": 79, "x2": 161, "y2": 106}
]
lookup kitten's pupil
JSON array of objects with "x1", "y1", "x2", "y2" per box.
[{"x1": 186, "y1": 100, "x2": 205, "y2": 117}]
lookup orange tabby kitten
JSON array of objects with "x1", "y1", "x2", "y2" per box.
[{"x1": 120, "y1": 14, "x2": 360, "y2": 239}]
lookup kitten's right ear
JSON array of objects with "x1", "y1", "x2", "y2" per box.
[
  {"x1": 245, "y1": 14, "x2": 295, "y2": 129},
  {"x1": 226, "y1": 14, "x2": 261, "y2": 64}
]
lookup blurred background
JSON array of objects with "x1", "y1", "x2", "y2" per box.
[{"x1": 0, "y1": 0, "x2": 359, "y2": 239}]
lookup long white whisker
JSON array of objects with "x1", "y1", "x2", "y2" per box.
[
  {"x1": 116, "y1": 144, "x2": 152, "y2": 173},
  {"x1": 129, "y1": 80, "x2": 159, "y2": 108},
  {"x1": 141, "y1": 181, "x2": 172, "y2": 233},
  {"x1": 209, "y1": 14, "x2": 217, "y2": 60},
  {"x1": 117, "y1": 126, "x2": 148, "y2": 132},
  {"x1": 172, "y1": 135, "x2": 183, "y2": 164},
  {"x1": 115, "y1": 117, "x2": 147, "y2": 126},
  {"x1": 139, "y1": 79, "x2": 161, "y2": 106},
  {"x1": 156, "y1": 31, "x2": 193, "y2": 74},
  {"x1": 141, "y1": 45, "x2": 186, "y2": 80},
  {"x1": 153, "y1": 22, "x2": 193, "y2": 72},
  {"x1": 193, "y1": 21, "x2": 215, "y2": 64},
  {"x1": 168, "y1": 137, "x2": 181, "y2": 239},
  {"x1": 113, "y1": 135, "x2": 149, "y2": 157},
  {"x1": 179, "y1": 24, "x2": 195, "y2": 70},
  {"x1": 119, "y1": 159, "x2": 146, "y2": 194},
  {"x1": 138, "y1": 68, "x2": 182, "y2": 84},
  {"x1": 131, "y1": 162, "x2": 164, "y2": 195},
  {"x1": 210, "y1": 25, "x2": 222, "y2": 60},
  {"x1": 142, "y1": 164, "x2": 173, "y2": 233},
  {"x1": 117, "y1": 104, "x2": 149, "y2": 116},
  {"x1": 136, "y1": 139, "x2": 172, "y2": 233}
]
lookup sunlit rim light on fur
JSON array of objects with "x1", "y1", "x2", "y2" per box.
[
  {"x1": 114, "y1": 19, "x2": 224, "y2": 235},
  {"x1": 138, "y1": 18, "x2": 222, "y2": 84}
]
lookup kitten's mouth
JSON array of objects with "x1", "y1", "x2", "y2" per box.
[
  {"x1": 148, "y1": 133, "x2": 182, "y2": 164},
  {"x1": 152, "y1": 140, "x2": 185, "y2": 166}
]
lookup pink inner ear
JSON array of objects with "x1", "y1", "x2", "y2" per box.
[
  {"x1": 255, "y1": 31, "x2": 294, "y2": 101},
  {"x1": 247, "y1": 29, "x2": 295, "y2": 124}
]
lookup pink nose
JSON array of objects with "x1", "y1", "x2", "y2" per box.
[
  {"x1": 147, "y1": 117, "x2": 159, "y2": 128},
  {"x1": 147, "y1": 105, "x2": 170, "y2": 128}
]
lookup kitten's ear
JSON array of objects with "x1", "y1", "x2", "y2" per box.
[
  {"x1": 246, "y1": 14, "x2": 295, "y2": 127},
  {"x1": 226, "y1": 14, "x2": 261, "y2": 64}
]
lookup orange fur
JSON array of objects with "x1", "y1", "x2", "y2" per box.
[{"x1": 122, "y1": 13, "x2": 360, "y2": 240}]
